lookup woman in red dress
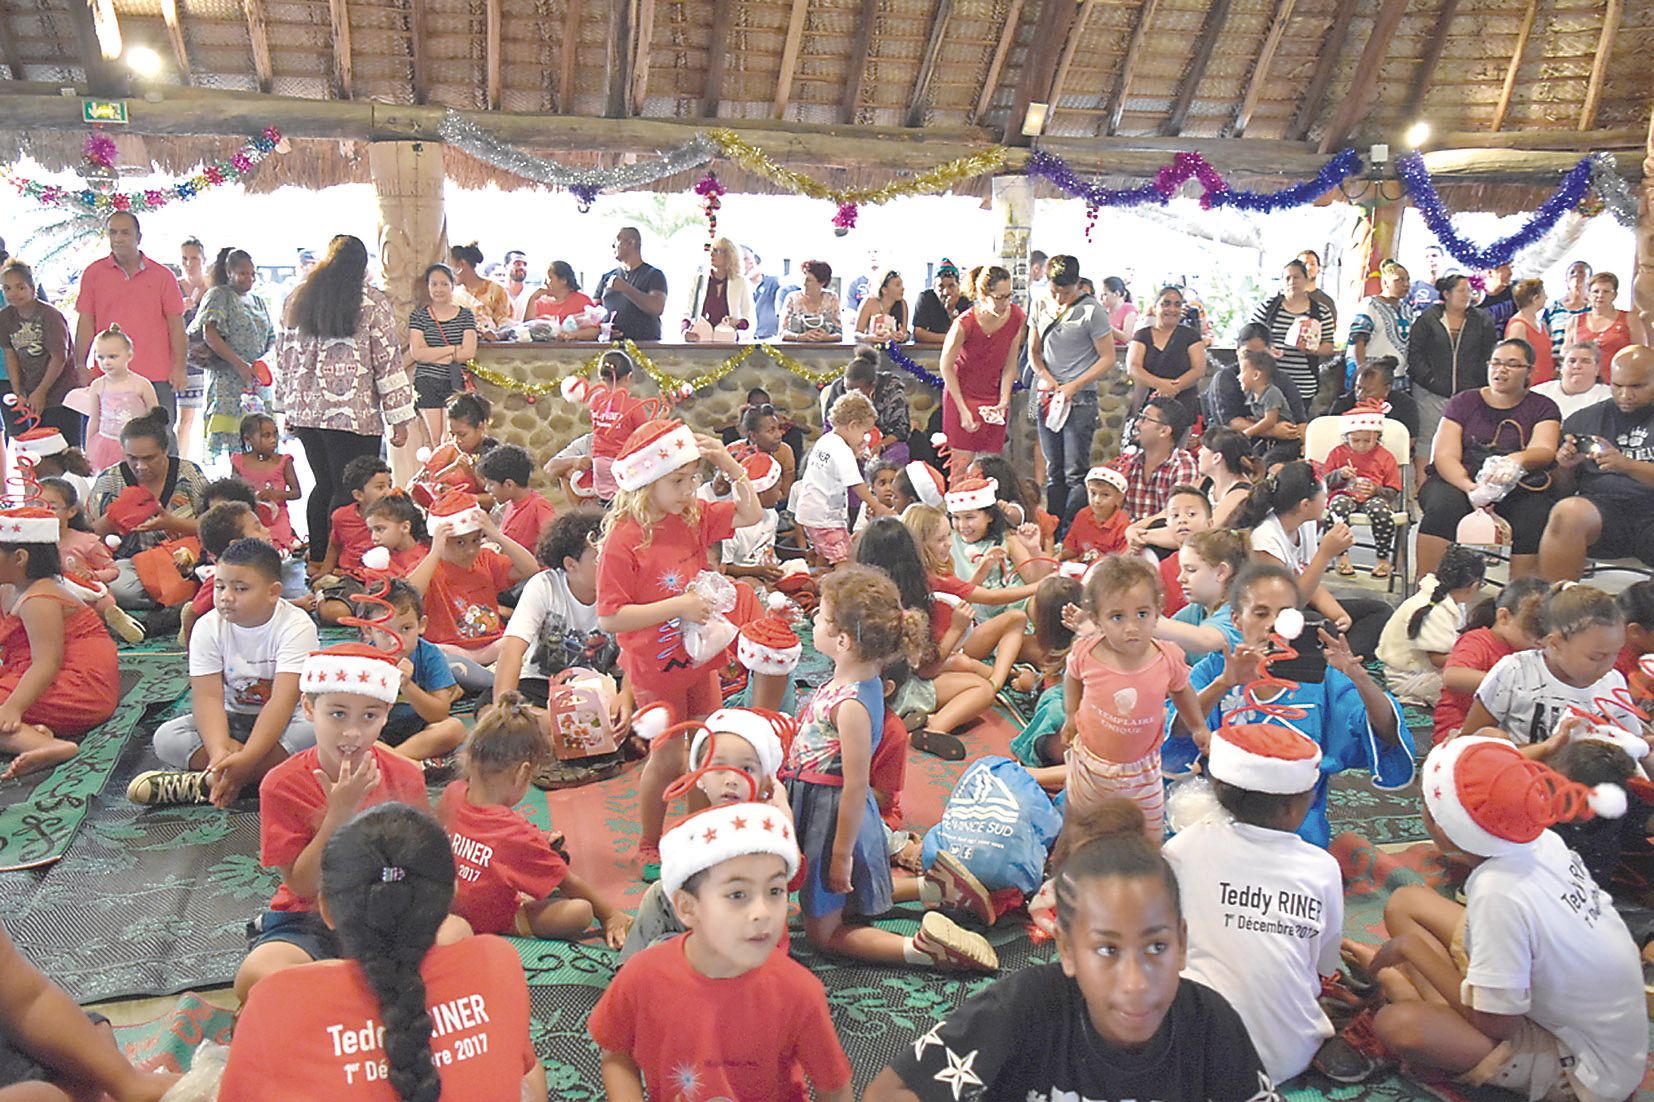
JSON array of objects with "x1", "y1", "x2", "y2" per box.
[
  {"x1": 0, "y1": 507, "x2": 120, "y2": 778},
  {"x1": 1566, "y1": 271, "x2": 1648, "y2": 381},
  {"x1": 939, "y1": 265, "x2": 1026, "y2": 478}
]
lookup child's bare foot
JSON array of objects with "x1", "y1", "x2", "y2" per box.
[
  {"x1": 1010, "y1": 664, "x2": 1040, "y2": 694},
  {"x1": 1341, "y1": 937, "x2": 1379, "y2": 977},
  {"x1": 1, "y1": 732, "x2": 78, "y2": 780},
  {"x1": 892, "y1": 832, "x2": 924, "y2": 874}
]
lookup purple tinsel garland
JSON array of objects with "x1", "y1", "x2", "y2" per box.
[
  {"x1": 1395, "y1": 152, "x2": 1594, "y2": 271},
  {"x1": 1025, "y1": 148, "x2": 1362, "y2": 212}
]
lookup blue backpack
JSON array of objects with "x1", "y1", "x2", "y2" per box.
[{"x1": 922, "y1": 756, "x2": 1064, "y2": 894}]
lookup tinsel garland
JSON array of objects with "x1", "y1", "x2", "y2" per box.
[
  {"x1": 1589, "y1": 152, "x2": 1639, "y2": 229},
  {"x1": 438, "y1": 112, "x2": 715, "y2": 210},
  {"x1": 4, "y1": 129, "x2": 283, "y2": 215},
  {"x1": 706, "y1": 130, "x2": 1010, "y2": 226},
  {"x1": 1396, "y1": 152, "x2": 1595, "y2": 271},
  {"x1": 883, "y1": 340, "x2": 1025, "y2": 393},
  {"x1": 461, "y1": 341, "x2": 847, "y2": 403},
  {"x1": 1025, "y1": 148, "x2": 1363, "y2": 211}
]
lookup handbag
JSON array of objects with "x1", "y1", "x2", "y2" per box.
[
  {"x1": 1461, "y1": 416, "x2": 1553, "y2": 493},
  {"x1": 132, "y1": 536, "x2": 202, "y2": 606}
]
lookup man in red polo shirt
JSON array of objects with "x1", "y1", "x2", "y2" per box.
[{"x1": 72, "y1": 212, "x2": 187, "y2": 423}]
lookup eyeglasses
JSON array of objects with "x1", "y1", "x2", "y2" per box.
[
  {"x1": 988, "y1": 292, "x2": 1013, "y2": 303},
  {"x1": 1488, "y1": 358, "x2": 1530, "y2": 370},
  {"x1": 1138, "y1": 414, "x2": 1168, "y2": 428}
]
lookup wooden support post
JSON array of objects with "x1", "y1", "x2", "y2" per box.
[
  {"x1": 327, "y1": 0, "x2": 353, "y2": 99},
  {"x1": 629, "y1": 0, "x2": 655, "y2": 114},
  {"x1": 1002, "y1": 0, "x2": 1076, "y2": 145},
  {"x1": 1579, "y1": 0, "x2": 1620, "y2": 132},
  {"x1": 244, "y1": 0, "x2": 273, "y2": 94},
  {"x1": 159, "y1": 0, "x2": 191, "y2": 84},
  {"x1": 1231, "y1": 0, "x2": 1296, "y2": 136},
  {"x1": 1356, "y1": 192, "x2": 1405, "y2": 298},
  {"x1": 1634, "y1": 104, "x2": 1654, "y2": 339},
  {"x1": 1288, "y1": 0, "x2": 1355, "y2": 140},
  {"x1": 485, "y1": 0, "x2": 502, "y2": 110},
  {"x1": 1100, "y1": 0, "x2": 1158, "y2": 136},
  {"x1": 1489, "y1": 0, "x2": 1537, "y2": 132},
  {"x1": 1046, "y1": 0, "x2": 1094, "y2": 124},
  {"x1": 408, "y1": 0, "x2": 430, "y2": 104},
  {"x1": 1162, "y1": 0, "x2": 1232, "y2": 136},
  {"x1": 973, "y1": 0, "x2": 1022, "y2": 126},
  {"x1": 1319, "y1": 0, "x2": 1406, "y2": 152},
  {"x1": 1402, "y1": 0, "x2": 1458, "y2": 122},
  {"x1": 558, "y1": 0, "x2": 583, "y2": 112},
  {"x1": 702, "y1": 0, "x2": 737, "y2": 118},
  {"x1": 773, "y1": 0, "x2": 809, "y2": 120},
  {"x1": 604, "y1": 0, "x2": 629, "y2": 116},
  {"x1": 65, "y1": 0, "x2": 125, "y2": 98},
  {"x1": 905, "y1": 0, "x2": 955, "y2": 128}
]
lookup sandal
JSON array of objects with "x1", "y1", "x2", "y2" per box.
[
  {"x1": 1335, "y1": 555, "x2": 1356, "y2": 577},
  {"x1": 1370, "y1": 560, "x2": 1393, "y2": 580},
  {"x1": 912, "y1": 728, "x2": 966, "y2": 761}
]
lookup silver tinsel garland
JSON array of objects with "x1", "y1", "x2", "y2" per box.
[
  {"x1": 437, "y1": 112, "x2": 715, "y2": 209},
  {"x1": 1588, "y1": 152, "x2": 1639, "y2": 228}
]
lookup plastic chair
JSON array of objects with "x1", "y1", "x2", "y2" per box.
[{"x1": 1302, "y1": 416, "x2": 1413, "y2": 598}]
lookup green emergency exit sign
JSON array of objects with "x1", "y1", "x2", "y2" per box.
[{"x1": 82, "y1": 99, "x2": 128, "y2": 124}]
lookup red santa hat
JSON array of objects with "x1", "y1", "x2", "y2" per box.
[
  {"x1": 736, "y1": 617, "x2": 802, "y2": 677},
  {"x1": 428, "y1": 490, "x2": 487, "y2": 538},
  {"x1": 1422, "y1": 734, "x2": 1627, "y2": 858},
  {"x1": 1208, "y1": 720, "x2": 1322, "y2": 795},
  {"x1": 945, "y1": 475, "x2": 998, "y2": 514},
  {"x1": 299, "y1": 642, "x2": 403, "y2": 704},
  {"x1": 741, "y1": 451, "x2": 781, "y2": 494},
  {"x1": 691, "y1": 708, "x2": 788, "y2": 780},
  {"x1": 567, "y1": 467, "x2": 599, "y2": 500},
  {"x1": 659, "y1": 801, "x2": 799, "y2": 899},
  {"x1": 0, "y1": 506, "x2": 59, "y2": 545},
  {"x1": 612, "y1": 419, "x2": 698, "y2": 492},
  {"x1": 1085, "y1": 465, "x2": 1129, "y2": 496},
  {"x1": 904, "y1": 461, "x2": 946, "y2": 510},
  {"x1": 11, "y1": 428, "x2": 67, "y2": 458},
  {"x1": 1340, "y1": 399, "x2": 1389, "y2": 436}
]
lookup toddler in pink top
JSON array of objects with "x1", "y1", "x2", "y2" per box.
[
  {"x1": 40, "y1": 476, "x2": 145, "y2": 643},
  {"x1": 1061, "y1": 556, "x2": 1211, "y2": 837}
]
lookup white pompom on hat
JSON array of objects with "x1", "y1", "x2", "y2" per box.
[
  {"x1": 299, "y1": 643, "x2": 403, "y2": 704},
  {"x1": 612, "y1": 419, "x2": 699, "y2": 492},
  {"x1": 11, "y1": 428, "x2": 67, "y2": 458},
  {"x1": 0, "y1": 507, "x2": 61, "y2": 545},
  {"x1": 1084, "y1": 465, "x2": 1129, "y2": 495},
  {"x1": 945, "y1": 475, "x2": 998, "y2": 514},
  {"x1": 904, "y1": 461, "x2": 946, "y2": 509},
  {"x1": 1208, "y1": 720, "x2": 1322, "y2": 795},
  {"x1": 1422, "y1": 734, "x2": 1627, "y2": 859},
  {"x1": 736, "y1": 617, "x2": 802, "y2": 676},
  {"x1": 691, "y1": 708, "x2": 788, "y2": 780},
  {"x1": 428, "y1": 490, "x2": 487, "y2": 538},
  {"x1": 659, "y1": 801, "x2": 799, "y2": 899}
]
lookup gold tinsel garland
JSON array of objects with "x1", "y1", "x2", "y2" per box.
[
  {"x1": 704, "y1": 130, "x2": 1011, "y2": 206},
  {"x1": 461, "y1": 342, "x2": 847, "y2": 404}
]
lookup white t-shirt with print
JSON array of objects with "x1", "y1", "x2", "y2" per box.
[
  {"x1": 792, "y1": 431, "x2": 863, "y2": 530},
  {"x1": 1462, "y1": 831, "x2": 1647, "y2": 1102},
  {"x1": 1164, "y1": 818, "x2": 1343, "y2": 1083},
  {"x1": 502, "y1": 569, "x2": 601, "y2": 682},
  {"x1": 1250, "y1": 513, "x2": 1319, "y2": 575},
  {"x1": 189, "y1": 600, "x2": 318, "y2": 717},
  {"x1": 697, "y1": 483, "x2": 780, "y2": 567},
  {"x1": 1473, "y1": 648, "x2": 1635, "y2": 745}
]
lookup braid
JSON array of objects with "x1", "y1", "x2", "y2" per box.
[
  {"x1": 357, "y1": 947, "x2": 441, "y2": 1102},
  {"x1": 1409, "y1": 544, "x2": 1484, "y2": 639}
]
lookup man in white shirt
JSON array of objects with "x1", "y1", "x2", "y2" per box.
[
  {"x1": 1532, "y1": 342, "x2": 1610, "y2": 420},
  {"x1": 503, "y1": 250, "x2": 532, "y2": 321}
]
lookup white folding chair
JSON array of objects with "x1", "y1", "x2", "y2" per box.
[{"x1": 1303, "y1": 416, "x2": 1414, "y2": 598}]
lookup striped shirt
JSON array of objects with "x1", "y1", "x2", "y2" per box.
[{"x1": 1250, "y1": 296, "x2": 1335, "y2": 407}]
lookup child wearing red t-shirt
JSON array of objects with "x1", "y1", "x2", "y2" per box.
[
  {"x1": 1062, "y1": 466, "x2": 1131, "y2": 562},
  {"x1": 478, "y1": 443, "x2": 556, "y2": 551},
  {"x1": 1434, "y1": 577, "x2": 1547, "y2": 744},
  {"x1": 591, "y1": 800, "x2": 853, "y2": 1102},
  {"x1": 1614, "y1": 580, "x2": 1654, "y2": 685},
  {"x1": 310, "y1": 455, "x2": 393, "y2": 625},
  {"x1": 363, "y1": 493, "x2": 431, "y2": 577},
  {"x1": 595, "y1": 419, "x2": 763, "y2": 876},
  {"x1": 437, "y1": 692, "x2": 631, "y2": 943},
  {"x1": 407, "y1": 491, "x2": 537, "y2": 694},
  {"x1": 585, "y1": 351, "x2": 653, "y2": 500},
  {"x1": 222, "y1": 802, "x2": 546, "y2": 1102},
  {"x1": 233, "y1": 643, "x2": 433, "y2": 1002},
  {"x1": 1323, "y1": 406, "x2": 1403, "y2": 580}
]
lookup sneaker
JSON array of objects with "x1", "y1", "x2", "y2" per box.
[
  {"x1": 421, "y1": 753, "x2": 458, "y2": 783},
  {"x1": 911, "y1": 911, "x2": 998, "y2": 972},
  {"x1": 1312, "y1": 1009, "x2": 1391, "y2": 1084},
  {"x1": 926, "y1": 850, "x2": 997, "y2": 926},
  {"x1": 104, "y1": 606, "x2": 145, "y2": 645},
  {"x1": 127, "y1": 769, "x2": 210, "y2": 806},
  {"x1": 639, "y1": 842, "x2": 662, "y2": 884}
]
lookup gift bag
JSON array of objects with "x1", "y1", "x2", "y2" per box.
[
  {"x1": 921, "y1": 755, "x2": 1063, "y2": 894},
  {"x1": 133, "y1": 536, "x2": 202, "y2": 606},
  {"x1": 544, "y1": 668, "x2": 620, "y2": 760},
  {"x1": 681, "y1": 571, "x2": 739, "y2": 666},
  {"x1": 106, "y1": 485, "x2": 162, "y2": 534}
]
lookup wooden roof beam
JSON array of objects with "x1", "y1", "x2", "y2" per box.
[
  {"x1": 1002, "y1": 0, "x2": 1077, "y2": 145},
  {"x1": 1099, "y1": 0, "x2": 1159, "y2": 136},
  {"x1": 327, "y1": 0, "x2": 353, "y2": 99},
  {"x1": 1489, "y1": 0, "x2": 1537, "y2": 131},
  {"x1": 603, "y1": 0, "x2": 627, "y2": 116},
  {"x1": 1401, "y1": 0, "x2": 1459, "y2": 121},
  {"x1": 1230, "y1": 0, "x2": 1296, "y2": 136},
  {"x1": 158, "y1": 0, "x2": 191, "y2": 85},
  {"x1": 629, "y1": 0, "x2": 654, "y2": 114},
  {"x1": 702, "y1": 0, "x2": 737, "y2": 118},
  {"x1": 558, "y1": 0, "x2": 582, "y2": 112},
  {"x1": 1288, "y1": 0, "x2": 1356, "y2": 140},
  {"x1": 484, "y1": 0, "x2": 501, "y2": 109},
  {"x1": 1044, "y1": 0, "x2": 1094, "y2": 122},
  {"x1": 65, "y1": 0, "x2": 126, "y2": 97},
  {"x1": 1318, "y1": 0, "x2": 1406, "y2": 152},
  {"x1": 773, "y1": 0, "x2": 809, "y2": 119},
  {"x1": 1, "y1": 6, "x2": 29, "y2": 80},
  {"x1": 972, "y1": 0, "x2": 1023, "y2": 125},
  {"x1": 1162, "y1": 0, "x2": 1232, "y2": 136},
  {"x1": 905, "y1": 0, "x2": 955, "y2": 128},
  {"x1": 407, "y1": 0, "x2": 429, "y2": 104},
  {"x1": 1578, "y1": 0, "x2": 1620, "y2": 132}
]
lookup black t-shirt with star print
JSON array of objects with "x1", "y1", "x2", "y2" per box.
[{"x1": 886, "y1": 964, "x2": 1277, "y2": 1102}]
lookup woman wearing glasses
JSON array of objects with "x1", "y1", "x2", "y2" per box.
[
  {"x1": 938, "y1": 265, "x2": 1025, "y2": 477},
  {"x1": 1126, "y1": 285, "x2": 1206, "y2": 423},
  {"x1": 1415, "y1": 338, "x2": 1559, "y2": 579}
]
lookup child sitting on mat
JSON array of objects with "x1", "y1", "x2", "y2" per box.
[
  {"x1": 590, "y1": 801, "x2": 854, "y2": 1102},
  {"x1": 40, "y1": 475, "x2": 144, "y2": 645},
  {"x1": 0, "y1": 505, "x2": 120, "y2": 780},
  {"x1": 355, "y1": 580, "x2": 465, "y2": 763},
  {"x1": 309, "y1": 455, "x2": 392, "y2": 626},
  {"x1": 231, "y1": 643, "x2": 435, "y2": 1002},
  {"x1": 362, "y1": 492, "x2": 431, "y2": 577},
  {"x1": 437, "y1": 692, "x2": 631, "y2": 944}
]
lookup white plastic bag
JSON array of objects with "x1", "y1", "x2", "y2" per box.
[
  {"x1": 681, "y1": 570, "x2": 739, "y2": 666},
  {"x1": 1467, "y1": 454, "x2": 1522, "y2": 508},
  {"x1": 159, "y1": 1040, "x2": 228, "y2": 1102}
]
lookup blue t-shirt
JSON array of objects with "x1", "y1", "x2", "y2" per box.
[
  {"x1": 409, "y1": 637, "x2": 457, "y2": 693},
  {"x1": 1168, "y1": 602, "x2": 1241, "y2": 659}
]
